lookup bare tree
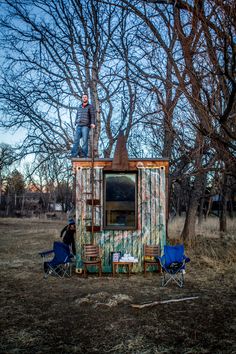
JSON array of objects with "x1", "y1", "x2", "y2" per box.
[
  {"x1": 0, "y1": 143, "x2": 15, "y2": 204},
  {"x1": 1, "y1": 0, "x2": 235, "y2": 235},
  {"x1": 0, "y1": 0, "x2": 124, "y2": 159},
  {"x1": 5, "y1": 169, "x2": 25, "y2": 216},
  {"x1": 23, "y1": 153, "x2": 74, "y2": 213},
  {"x1": 108, "y1": 0, "x2": 236, "y2": 240}
]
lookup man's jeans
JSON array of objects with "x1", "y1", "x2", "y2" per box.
[{"x1": 71, "y1": 125, "x2": 89, "y2": 157}]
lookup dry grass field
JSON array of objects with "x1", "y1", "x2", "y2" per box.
[{"x1": 0, "y1": 217, "x2": 236, "y2": 354}]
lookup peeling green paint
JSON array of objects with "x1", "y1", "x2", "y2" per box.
[{"x1": 75, "y1": 166, "x2": 167, "y2": 272}]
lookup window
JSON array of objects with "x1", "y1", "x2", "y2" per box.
[{"x1": 104, "y1": 173, "x2": 137, "y2": 230}]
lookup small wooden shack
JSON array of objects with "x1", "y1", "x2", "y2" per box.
[{"x1": 72, "y1": 153, "x2": 169, "y2": 273}]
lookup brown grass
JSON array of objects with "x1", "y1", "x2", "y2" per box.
[
  {"x1": 168, "y1": 216, "x2": 236, "y2": 239},
  {"x1": 168, "y1": 217, "x2": 236, "y2": 267},
  {"x1": 0, "y1": 217, "x2": 236, "y2": 354}
]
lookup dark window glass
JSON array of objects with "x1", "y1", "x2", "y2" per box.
[{"x1": 104, "y1": 173, "x2": 137, "y2": 230}]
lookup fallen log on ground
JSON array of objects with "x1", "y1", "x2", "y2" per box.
[{"x1": 131, "y1": 296, "x2": 199, "y2": 309}]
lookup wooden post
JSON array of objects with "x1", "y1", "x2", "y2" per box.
[{"x1": 91, "y1": 127, "x2": 95, "y2": 244}]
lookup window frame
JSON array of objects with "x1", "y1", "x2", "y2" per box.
[{"x1": 103, "y1": 171, "x2": 138, "y2": 231}]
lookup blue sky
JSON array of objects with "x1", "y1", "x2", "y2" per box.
[{"x1": 0, "y1": 127, "x2": 26, "y2": 146}]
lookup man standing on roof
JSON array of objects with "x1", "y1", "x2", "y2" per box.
[{"x1": 71, "y1": 93, "x2": 96, "y2": 158}]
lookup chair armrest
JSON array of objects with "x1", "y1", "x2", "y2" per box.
[
  {"x1": 65, "y1": 255, "x2": 74, "y2": 263},
  {"x1": 156, "y1": 256, "x2": 164, "y2": 265},
  {"x1": 39, "y1": 250, "x2": 54, "y2": 257}
]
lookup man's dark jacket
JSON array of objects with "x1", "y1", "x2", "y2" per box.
[{"x1": 75, "y1": 103, "x2": 95, "y2": 127}]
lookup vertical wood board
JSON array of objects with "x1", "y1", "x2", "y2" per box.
[{"x1": 75, "y1": 166, "x2": 167, "y2": 272}]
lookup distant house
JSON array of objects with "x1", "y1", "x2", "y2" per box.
[{"x1": 49, "y1": 203, "x2": 63, "y2": 212}]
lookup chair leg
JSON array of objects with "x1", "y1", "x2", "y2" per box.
[
  {"x1": 69, "y1": 263, "x2": 72, "y2": 277},
  {"x1": 84, "y1": 265, "x2": 87, "y2": 278},
  {"x1": 161, "y1": 271, "x2": 185, "y2": 288},
  {"x1": 98, "y1": 263, "x2": 102, "y2": 277},
  {"x1": 161, "y1": 273, "x2": 166, "y2": 287},
  {"x1": 83, "y1": 263, "x2": 102, "y2": 277},
  {"x1": 144, "y1": 263, "x2": 146, "y2": 276}
]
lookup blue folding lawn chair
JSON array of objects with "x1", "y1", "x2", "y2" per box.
[
  {"x1": 39, "y1": 241, "x2": 74, "y2": 278},
  {"x1": 157, "y1": 244, "x2": 190, "y2": 288}
]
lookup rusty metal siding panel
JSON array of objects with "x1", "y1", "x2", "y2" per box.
[
  {"x1": 75, "y1": 165, "x2": 167, "y2": 272},
  {"x1": 83, "y1": 168, "x2": 91, "y2": 244},
  {"x1": 151, "y1": 168, "x2": 159, "y2": 245},
  {"x1": 140, "y1": 168, "x2": 152, "y2": 245},
  {"x1": 137, "y1": 167, "x2": 167, "y2": 270},
  {"x1": 159, "y1": 167, "x2": 166, "y2": 253},
  {"x1": 75, "y1": 167, "x2": 84, "y2": 268}
]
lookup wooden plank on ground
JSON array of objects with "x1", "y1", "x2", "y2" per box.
[{"x1": 131, "y1": 296, "x2": 199, "y2": 309}]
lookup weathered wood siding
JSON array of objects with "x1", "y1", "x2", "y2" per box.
[{"x1": 75, "y1": 165, "x2": 167, "y2": 272}]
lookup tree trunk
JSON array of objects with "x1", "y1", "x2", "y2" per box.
[
  {"x1": 90, "y1": 60, "x2": 102, "y2": 158},
  {"x1": 198, "y1": 174, "x2": 207, "y2": 225},
  {"x1": 0, "y1": 170, "x2": 2, "y2": 205},
  {"x1": 21, "y1": 193, "x2": 25, "y2": 213},
  {"x1": 219, "y1": 172, "x2": 229, "y2": 232},
  {"x1": 181, "y1": 173, "x2": 205, "y2": 245},
  {"x1": 198, "y1": 196, "x2": 205, "y2": 225},
  {"x1": 228, "y1": 192, "x2": 234, "y2": 219}
]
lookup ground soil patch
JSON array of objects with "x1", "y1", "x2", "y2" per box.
[{"x1": 0, "y1": 218, "x2": 235, "y2": 353}]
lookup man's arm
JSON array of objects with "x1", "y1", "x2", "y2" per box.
[
  {"x1": 89, "y1": 104, "x2": 96, "y2": 127},
  {"x1": 74, "y1": 109, "x2": 79, "y2": 126},
  {"x1": 60, "y1": 225, "x2": 67, "y2": 238}
]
